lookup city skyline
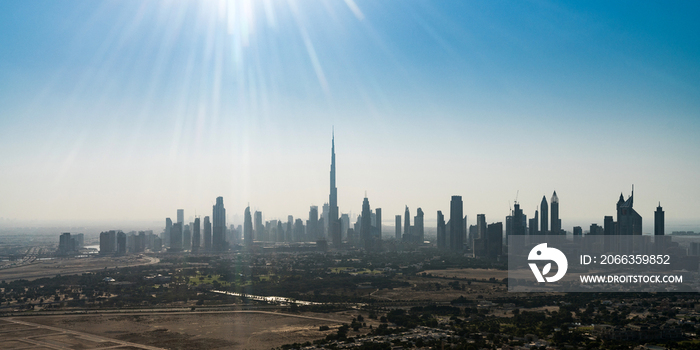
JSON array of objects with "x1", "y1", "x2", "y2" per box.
[{"x1": 1, "y1": 1, "x2": 699, "y2": 232}]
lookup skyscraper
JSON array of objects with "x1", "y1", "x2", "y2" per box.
[
  {"x1": 183, "y1": 224, "x2": 191, "y2": 250},
  {"x1": 329, "y1": 131, "x2": 340, "y2": 247},
  {"x1": 244, "y1": 207, "x2": 254, "y2": 247},
  {"x1": 551, "y1": 191, "x2": 561, "y2": 235},
  {"x1": 513, "y1": 203, "x2": 525, "y2": 235},
  {"x1": 449, "y1": 196, "x2": 464, "y2": 251},
  {"x1": 528, "y1": 210, "x2": 538, "y2": 235},
  {"x1": 437, "y1": 211, "x2": 446, "y2": 250},
  {"x1": 361, "y1": 196, "x2": 371, "y2": 250},
  {"x1": 192, "y1": 218, "x2": 201, "y2": 253},
  {"x1": 403, "y1": 206, "x2": 411, "y2": 241},
  {"x1": 177, "y1": 209, "x2": 184, "y2": 225},
  {"x1": 540, "y1": 196, "x2": 548, "y2": 234},
  {"x1": 308, "y1": 206, "x2": 319, "y2": 240},
  {"x1": 414, "y1": 208, "x2": 424, "y2": 243},
  {"x1": 117, "y1": 231, "x2": 126, "y2": 254},
  {"x1": 212, "y1": 196, "x2": 226, "y2": 251},
  {"x1": 164, "y1": 218, "x2": 172, "y2": 248},
  {"x1": 254, "y1": 211, "x2": 263, "y2": 242},
  {"x1": 655, "y1": 203, "x2": 664, "y2": 236},
  {"x1": 395, "y1": 215, "x2": 401, "y2": 240},
  {"x1": 486, "y1": 222, "x2": 503, "y2": 260},
  {"x1": 170, "y1": 223, "x2": 182, "y2": 252},
  {"x1": 375, "y1": 208, "x2": 382, "y2": 239},
  {"x1": 617, "y1": 188, "x2": 642, "y2": 235},
  {"x1": 99, "y1": 230, "x2": 116, "y2": 254},
  {"x1": 203, "y1": 216, "x2": 212, "y2": 251}
]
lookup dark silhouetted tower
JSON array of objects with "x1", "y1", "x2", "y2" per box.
[
  {"x1": 415, "y1": 208, "x2": 424, "y2": 243},
  {"x1": 164, "y1": 218, "x2": 172, "y2": 248},
  {"x1": 617, "y1": 187, "x2": 642, "y2": 235},
  {"x1": 117, "y1": 231, "x2": 126, "y2": 254},
  {"x1": 437, "y1": 211, "x2": 446, "y2": 250},
  {"x1": 244, "y1": 207, "x2": 253, "y2": 247},
  {"x1": 403, "y1": 206, "x2": 411, "y2": 241},
  {"x1": 254, "y1": 211, "x2": 263, "y2": 242},
  {"x1": 212, "y1": 197, "x2": 226, "y2": 251},
  {"x1": 308, "y1": 206, "x2": 319, "y2": 240},
  {"x1": 192, "y1": 218, "x2": 200, "y2": 253},
  {"x1": 170, "y1": 223, "x2": 182, "y2": 252},
  {"x1": 177, "y1": 209, "x2": 184, "y2": 225},
  {"x1": 551, "y1": 191, "x2": 560, "y2": 235},
  {"x1": 395, "y1": 215, "x2": 401, "y2": 240},
  {"x1": 329, "y1": 131, "x2": 341, "y2": 247},
  {"x1": 450, "y1": 196, "x2": 464, "y2": 251},
  {"x1": 361, "y1": 196, "x2": 371, "y2": 250},
  {"x1": 203, "y1": 216, "x2": 212, "y2": 251},
  {"x1": 540, "y1": 196, "x2": 548, "y2": 234},
  {"x1": 604, "y1": 216, "x2": 614, "y2": 236},
  {"x1": 375, "y1": 208, "x2": 382, "y2": 239},
  {"x1": 655, "y1": 203, "x2": 664, "y2": 236}
]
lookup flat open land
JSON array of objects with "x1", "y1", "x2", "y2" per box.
[
  {"x1": 421, "y1": 268, "x2": 508, "y2": 280},
  {"x1": 0, "y1": 317, "x2": 163, "y2": 350},
  {"x1": 0, "y1": 255, "x2": 159, "y2": 282},
  {"x1": 20, "y1": 311, "x2": 355, "y2": 350}
]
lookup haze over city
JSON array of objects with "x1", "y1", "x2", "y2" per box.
[{"x1": 1, "y1": 1, "x2": 699, "y2": 234}]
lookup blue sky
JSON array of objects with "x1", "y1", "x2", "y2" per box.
[{"x1": 1, "y1": 1, "x2": 699, "y2": 233}]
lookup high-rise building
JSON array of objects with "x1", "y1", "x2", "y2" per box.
[
  {"x1": 513, "y1": 203, "x2": 525, "y2": 235},
  {"x1": 551, "y1": 191, "x2": 561, "y2": 235},
  {"x1": 329, "y1": 131, "x2": 341, "y2": 247},
  {"x1": 604, "y1": 216, "x2": 614, "y2": 236},
  {"x1": 437, "y1": 211, "x2": 446, "y2": 250},
  {"x1": 340, "y1": 214, "x2": 349, "y2": 241},
  {"x1": 183, "y1": 224, "x2": 191, "y2": 251},
  {"x1": 203, "y1": 216, "x2": 212, "y2": 251},
  {"x1": 58, "y1": 233, "x2": 76, "y2": 255},
  {"x1": 99, "y1": 230, "x2": 117, "y2": 254},
  {"x1": 476, "y1": 214, "x2": 487, "y2": 240},
  {"x1": 254, "y1": 211, "x2": 263, "y2": 242},
  {"x1": 322, "y1": 203, "x2": 330, "y2": 237},
  {"x1": 244, "y1": 207, "x2": 254, "y2": 247},
  {"x1": 375, "y1": 208, "x2": 382, "y2": 239},
  {"x1": 395, "y1": 215, "x2": 401, "y2": 240},
  {"x1": 540, "y1": 196, "x2": 548, "y2": 234},
  {"x1": 617, "y1": 187, "x2": 642, "y2": 235},
  {"x1": 165, "y1": 218, "x2": 172, "y2": 248},
  {"x1": 294, "y1": 218, "x2": 304, "y2": 242},
  {"x1": 192, "y1": 218, "x2": 201, "y2": 253},
  {"x1": 361, "y1": 197, "x2": 372, "y2": 250},
  {"x1": 529, "y1": 210, "x2": 538, "y2": 235},
  {"x1": 213, "y1": 197, "x2": 226, "y2": 251},
  {"x1": 655, "y1": 203, "x2": 664, "y2": 236},
  {"x1": 117, "y1": 231, "x2": 126, "y2": 254},
  {"x1": 414, "y1": 208, "x2": 424, "y2": 243},
  {"x1": 177, "y1": 209, "x2": 184, "y2": 225},
  {"x1": 403, "y1": 206, "x2": 411, "y2": 241},
  {"x1": 308, "y1": 206, "x2": 319, "y2": 240},
  {"x1": 486, "y1": 222, "x2": 503, "y2": 260},
  {"x1": 449, "y1": 196, "x2": 464, "y2": 251},
  {"x1": 170, "y1": 223, "x2": 183, "y2": 251}
]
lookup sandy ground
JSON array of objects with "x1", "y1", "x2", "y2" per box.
[
  {"x1": 0, "y1": 255, "x2": 159, "y2": 282},
  {"x1": 22, "y1": 311, "x2": 356, "y2": 350}
]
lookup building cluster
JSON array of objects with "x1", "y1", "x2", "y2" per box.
[
  {"x1": 98, "y1": 230, "x2": 161, "y2": 255},
  {"x1": 572, "y1": 187, "x2": 665, "y2": 237},
  {"x1": 84, "y1": 135, "x2": 669, "y2": 257},
  {"x1": 57, "y1": 232, "x2": 84, "y2": 255}
]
